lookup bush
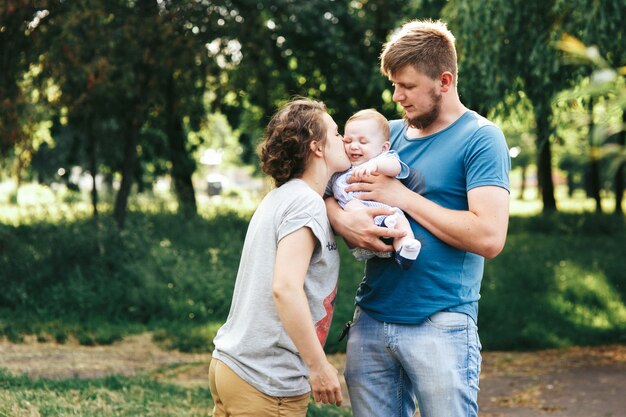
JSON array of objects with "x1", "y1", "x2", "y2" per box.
[
  {"x1": 1, "y1": 209, "x2": 624, "y2": 352},
  {"x1": 480, "y1": 213, "x2": 626, "y2": 349}
]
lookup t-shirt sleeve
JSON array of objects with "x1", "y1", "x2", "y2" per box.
[
  {"x1": 385, "y1": 150, "x2": 410, "y2": 180},
  {"x1": 277, "y1": 194, "x2": 327, "y2": 254},
  {"x1": 464, "y1": 124, "x2": 511, "y2": 192}
]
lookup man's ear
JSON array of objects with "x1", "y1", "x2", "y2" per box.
[{"x1": 440, "y1": 71, "x2": 454, "y2": 92}]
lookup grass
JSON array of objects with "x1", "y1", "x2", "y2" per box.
[
  {"x1": 480, "y1": 214, "x2": 626, "y2": 349},
  {"x1": 0, "y1": 369, "x2": 213, "y2": 417},
  {"x1": 0, "y1": 369, "x2": 351, "y2": 417}
]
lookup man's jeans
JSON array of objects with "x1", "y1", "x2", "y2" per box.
[{"x1": 344, "y1": 307, "x2": 482, "y2": 417}]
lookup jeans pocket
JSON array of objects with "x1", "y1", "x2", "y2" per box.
[{"x1": 426, "y1": 311, "x2": 468, "y2": 330}]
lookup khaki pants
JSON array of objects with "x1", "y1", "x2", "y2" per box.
[{"x1": 209, "y1": 358, "x2": 310, "y2": 417}]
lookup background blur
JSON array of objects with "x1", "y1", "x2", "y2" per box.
[{"x1": 1, "y1": 1, "x2": 625, "y2": 415}]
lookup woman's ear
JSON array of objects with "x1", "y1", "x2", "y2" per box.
[{"x1": 310, "y1": 140, "x2": 324, "y2": 157}]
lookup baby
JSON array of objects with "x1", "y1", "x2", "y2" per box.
[{"x1": 331, "y1": 109, "x2": 421, "y2": 270}]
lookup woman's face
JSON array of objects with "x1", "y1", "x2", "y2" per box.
[{"x1": 322, "y1": 113, "x2": 351, "y2": 173}]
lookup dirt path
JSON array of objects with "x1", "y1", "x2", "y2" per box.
[
  {"x1": 477, "y1": 345, "x2": 626, "y2": 417},
  {"x1": 1, "y1": 335, "x2": 625, "y2": 416}
]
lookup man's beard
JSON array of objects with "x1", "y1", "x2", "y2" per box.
[{"x1": 405, "y1": 89, "x2": 442, "y2": 130}]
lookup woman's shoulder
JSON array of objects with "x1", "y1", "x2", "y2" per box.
[{"x1": 274, "y1": 180, "x2": 324, "y2": 211}]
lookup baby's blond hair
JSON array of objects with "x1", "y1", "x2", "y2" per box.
[{"x1": 345, "y1": 109, "x2": 389, "y2": 143}]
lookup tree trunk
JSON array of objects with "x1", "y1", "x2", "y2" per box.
[
  {"x1": 587, "y1": 98, "x2": 602, "y2": 213},
  {"x1": 535, "y1": 109, "x2": 557, "y2": 212},
  {"x1": 566, "y1": 171, "x2": 575, "y2": 198},
  {"x1": 113, "y1": 119, "x2": 139, "y2": 229},
  {"x1": 519, "y1": 164, "x2": 527, "y2": 200},
  {"x1": 614, "y1": 111, "x2": 625, "y2": 215},
  {"x1": 113, "y1": 51, "x2": 149, "y2": 228},
  {"x1": 86, "y1": 117, "x2": 98, "y2": 219},
  {"x1": 165, "y1": 72, "x2": 197, "y2": 218}
]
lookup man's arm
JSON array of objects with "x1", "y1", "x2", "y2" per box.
[{"x1": 346, "y1": 174, "x2": 509, "y2": 258}]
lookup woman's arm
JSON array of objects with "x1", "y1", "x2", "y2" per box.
[{"x1": 272, "y1": 227, "x2": 343, "y2": 406}]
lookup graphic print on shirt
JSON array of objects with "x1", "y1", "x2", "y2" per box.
[{"x1": 315, "y1": 284, "x2": 337, "y2": 346}]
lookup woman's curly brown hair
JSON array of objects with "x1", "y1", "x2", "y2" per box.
[{"x1": 260, "y1": 99, "x2": 328, "y2": 187}]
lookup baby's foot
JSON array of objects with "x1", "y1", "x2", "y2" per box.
[
  {"x1": 382, "y1": 214, "x2": 398, "y2": 229},
  {"x1": 395, "y1": 239, "x2": 421, "y2": 270}
]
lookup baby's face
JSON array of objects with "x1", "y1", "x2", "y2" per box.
[{"x1": 343, "y1": 119, "x2": 388, "y2": 166}]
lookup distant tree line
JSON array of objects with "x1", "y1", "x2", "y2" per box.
[{"x1": 1, "y1": 0, "x2": 624, "y2": 227}]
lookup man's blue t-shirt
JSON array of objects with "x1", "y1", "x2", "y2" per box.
[{"x1": 355, "y1": 111, "x2": 510, "y2": 325}]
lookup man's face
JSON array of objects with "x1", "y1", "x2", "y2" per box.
[
  {"x1": 389, "y1": 66, "x2": 442, "y2": 130},
  {"x1": 343, "y1": 119, "x2": 388, "y2": 166}
]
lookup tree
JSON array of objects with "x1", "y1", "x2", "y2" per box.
[
  {"x1": 39, "y1": 0, "x2": 229, "y2": 225},
  {"x1": 490, "y1": 94, "x2": 536, "y2": 199},
  {"x1": 0, "y1": 1, "x2": 54, "y2": 186},
  {"x1": 561, "y1": 0, "x2": 625, "y2": 213},
  {"x1": 558, "y1": 34, "x2": 626, "y2": 215},
  {"x1": 211, "y1": 0, "x2": 426, "y2": 134},
  {"x1": 446, "y1": 0, "x2": 586, "y2": 212}
]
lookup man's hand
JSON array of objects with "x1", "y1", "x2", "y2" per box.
[
  {"x1": 346, "y1": 173, "x2": 410, "y2": 209},
  {"x1": 309, "y1": 360, "x2": 343, "y2": 406},
  {"x1": 325, "y1": 198, "x2": 405, "y2": 252}
]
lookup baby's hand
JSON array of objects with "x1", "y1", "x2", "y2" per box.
[{"x1": 352, "y1": 161, "x2": 378, "y2": 180}]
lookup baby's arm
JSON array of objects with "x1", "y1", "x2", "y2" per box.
[{"x1": 352, "y1": 156, "x2": 401, "y2": 180}]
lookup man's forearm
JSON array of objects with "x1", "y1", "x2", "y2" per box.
[{"x1": 398, "y1": 186, "x2": 509, "y2": 259}]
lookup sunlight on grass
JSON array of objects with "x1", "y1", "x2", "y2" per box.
[
  {"x1": 2, "y1": 180, "x2": 622, "y2": 224},
  {"x1": 510, "y1": 187, "x2": 620, "y2": 216},
  {"x1": 552, "y1": 261, "x2": 626, "y2": 330},
  {"x1": 0, "y1": 180, "x2": 260, "y2": 225},
  {"x1": 0, "y1": 370, "x2": 213, "y2": 417}
]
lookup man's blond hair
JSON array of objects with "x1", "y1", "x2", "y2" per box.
[
  {"x1": 346, "y1": 109, "x2": 389, "y2": 142},
  {"x1": 380, "y1": 19, "x2": 457, "y2": 82}
]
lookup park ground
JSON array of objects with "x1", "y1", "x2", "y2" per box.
[{"x1": 1, "y1": 334, "x2": 624, "y2": 417}]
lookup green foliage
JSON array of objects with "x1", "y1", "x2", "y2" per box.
[
  {"x1": 307, "y1": 403, "x2": 353, "y2": 417},
  {"x1": 0, "y1": 208, "x2": 250, "y2": 340},
  {"x1": 480, "y1": 213, "x2": 626, "y2": 349},
  {"x1": 2, "y1": 208, "x2": 625, "y2": 353},
  {"x1": 152, "y1": 322, "x2": 222, "y2": 353}
]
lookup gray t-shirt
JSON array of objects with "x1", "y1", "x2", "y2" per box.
[{"x1": 212, "y1": 179, "x2": 340, "y2": 397}]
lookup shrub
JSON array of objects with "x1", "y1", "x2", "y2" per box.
[{"x1": 0, "y1": 208, "x2": 624, "y2": 352}]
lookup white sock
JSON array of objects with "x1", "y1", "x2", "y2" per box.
[
  {"x1": 399, "y1": 239, "x2": 421, "y2": 260},
  {"x1": 384, "y1": 214, "x2": 398, "y2": 229}
]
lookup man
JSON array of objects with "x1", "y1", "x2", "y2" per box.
[{"x1": 326, "y1": 20, "x2": 510, "y2": 417}]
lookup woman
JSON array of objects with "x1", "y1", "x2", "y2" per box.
[{"x1": 209, "y1": 99, "x2": 350, "y2": 416}]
